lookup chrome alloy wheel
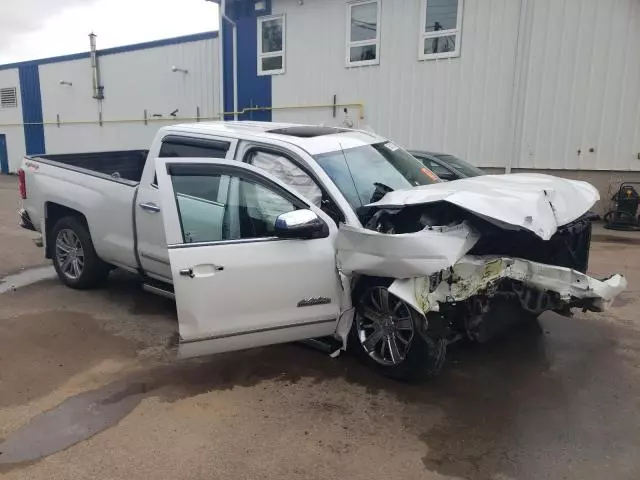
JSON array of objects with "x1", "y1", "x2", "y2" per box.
[
  {"x1": 356, "y1": 286, "x2": 415, "y2": 366},
  {"x1": 55, "y1": 229, "x2": 85, "y2": 280}
]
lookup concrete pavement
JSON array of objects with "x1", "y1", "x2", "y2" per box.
[{"x1": 0, "y1": 175, "x2": 48, "y2": 276}]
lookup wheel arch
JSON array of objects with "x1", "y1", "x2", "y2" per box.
[
  {"x1": 347, "y1": 275, "x2": 447, "y2": 381},
  {"x1": 44, "y1": 202, "x2": 89, "y2": 259}
]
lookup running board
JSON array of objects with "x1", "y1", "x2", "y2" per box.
[
  {"x1": 300, "y1": 336, "x2": 343, "y2": 357},
  {"x1": 142, "y1": 283, "x2": 175, "y2": 300}
]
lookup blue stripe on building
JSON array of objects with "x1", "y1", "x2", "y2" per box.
[
  {"x1": 225, "y1": 0, "x2": 273, "y2": 121},
  {"x1": 18, "y1": 65, "x2": 46, "y2": 156}
]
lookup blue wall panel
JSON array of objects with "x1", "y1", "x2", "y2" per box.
[
  {"x1": 0, "y1": 134, "x2": 8, "y2": 174},
  {"x1": 18, "y1": 65, "x2": 46, "y2": 155},
  {"x1": 224, "y1": 0, "x2": 273, "y2": 121},
  {"x1": 236, "y1": 15, "x2": 272, "y2": 121}
]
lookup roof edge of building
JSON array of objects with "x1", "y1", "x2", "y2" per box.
[{"x1": 0, "y1": 30, "x2": 219, "y2": 71}]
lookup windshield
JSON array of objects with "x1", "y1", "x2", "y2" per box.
[
  {"x1": 435, "y1": 154, "x2": 485, "y2": 177},
  {"x1": 314, "y1": 142, "x2": 439, "y2": 209}
]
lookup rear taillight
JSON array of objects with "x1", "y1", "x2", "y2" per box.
[{"x1": 18, "y1": 168, "x2": 26, "y2": 199}]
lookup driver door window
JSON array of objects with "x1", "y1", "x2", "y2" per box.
[{"x1": 171, "y1": 172, "x2": 298, "y2": 244}]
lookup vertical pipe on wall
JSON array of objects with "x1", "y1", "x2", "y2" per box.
[
  {"x1": 232, "y1": 21, "x2": 239, "y2": 121},
  {"x1": 218, "y1": 0, "x2": 226, "y2": 120},
  {"x1": 89, "y1": 33, "x2": 104, "y2": 99},
  {"x1": 89, "y1": 33, "x2": 105, "y2": 127}
]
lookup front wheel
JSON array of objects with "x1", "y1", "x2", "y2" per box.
[
  {"x1": 349, "y1": 278, "x2": 447, "y2": 382},
  {"x1": 52, "y1": 216, "x2": 110, "y2": 290}
]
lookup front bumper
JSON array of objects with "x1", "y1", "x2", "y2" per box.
[
  {"x1": 389, "y1": 256, "x2": 627, "y2": 316},
  {"x1": 18, "y1": 209, "x2": 36, "y2": 231}
]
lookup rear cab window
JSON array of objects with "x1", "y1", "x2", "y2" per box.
[
  {"x1": 152, "y1": 135, "x2": 232, "y2": 185},
  {"x1": 159, "y1": 137, "x2": 230, "y2": 158}
]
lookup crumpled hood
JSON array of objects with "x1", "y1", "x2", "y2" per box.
[{"x1": 367, "y1": 173, "x2": 599, "y2": 241}]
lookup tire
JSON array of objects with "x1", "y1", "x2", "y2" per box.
[
  {"x1": 51, "y1": 216, "x2": 110, "y2": 290},
  {"x1": 349, "y1": 277, "x2": 447, "y2": 382}
]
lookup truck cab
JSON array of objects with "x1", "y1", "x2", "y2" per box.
[{"x1": 135, "y1": 122, "x2": 435, "y2": 283}]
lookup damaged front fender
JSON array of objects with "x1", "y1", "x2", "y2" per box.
[{"x1": 337, "y1": 221, "x2": 479, "y2": 279}]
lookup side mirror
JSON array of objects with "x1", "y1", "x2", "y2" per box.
[{"x1": 274, "y1": 209, "x2": 328, "y2": 239}]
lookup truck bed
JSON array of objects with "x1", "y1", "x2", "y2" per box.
[{"x1": 39, "y1": 150, "x2": 149, "y2": 182}]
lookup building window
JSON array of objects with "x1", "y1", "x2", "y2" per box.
[
  {"x1": 346, "y1": 0, "x2": 381, "y2": 67},
  {"x1": 420, "y1": 0, "x2": 464, "y2": 60},
  {"x1": 258, "y1": 15, "x2": 285, "y2": 75},
  {"x1": 0, "y1": 87, "x2": 17, "y2": 108}
]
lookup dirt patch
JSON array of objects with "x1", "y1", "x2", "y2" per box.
[{"x1": 0, "y1": 311, "x2": 140, "y2": 408}]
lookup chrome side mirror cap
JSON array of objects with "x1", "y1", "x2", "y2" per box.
[{"x1": 274, "y1": 209, "x2": 329, "y2": 239}]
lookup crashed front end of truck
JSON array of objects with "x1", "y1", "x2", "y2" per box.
[{"x1": 337, "y1": 174, "x2": 626, "y2": 346}]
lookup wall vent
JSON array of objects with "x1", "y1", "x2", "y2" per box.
[{"x1": 0, "y1": 87, "x2": 17, "y2": 108}]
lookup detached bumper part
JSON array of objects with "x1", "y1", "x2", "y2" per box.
[
  {"x1": 18, "y1": 209, "x2": 36, "y2": 231},
  {"x1": 389, "y1": 256, "x2": 627, "y2": 316}
]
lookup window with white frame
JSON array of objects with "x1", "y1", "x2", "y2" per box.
[
  {"x1": 258, "y1": 15, "x2": 285, "y2": 75},
  {"x1": 420, "y1": 0, "x2": 463, "y2": 60},
  {"x1": 346, "y1": 0, "x2": 381, "y2": 67}
]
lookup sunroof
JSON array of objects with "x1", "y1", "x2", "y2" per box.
[{"x1": 268, "y1": 126, "x2": 349, "y2": 138}]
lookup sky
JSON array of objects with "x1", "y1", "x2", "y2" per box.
[{"x1": 0, "y1": 0, "x2": 220, "y2": 65}]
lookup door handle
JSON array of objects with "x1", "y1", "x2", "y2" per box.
[
  {"x1": 179, "y1": 265, "x2": 224, "y2": 279},
  {"x1": 139, "y1": 202, "x2": 161, "y2": 213}
]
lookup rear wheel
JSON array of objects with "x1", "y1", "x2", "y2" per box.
[
  {"x1": 349, "y1": 278, "x2": 447, "y2": 382},
  {"x1": 52, "y1": 216, "x2": 110, "y2": 289}
]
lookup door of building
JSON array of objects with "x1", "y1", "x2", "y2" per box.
[{"x1": 0, "y1": 134, "x2": 8, "y2": 174}]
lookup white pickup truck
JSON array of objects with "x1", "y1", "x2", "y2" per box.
[{"x1": 18, "y1": 122, "x2": 626, "y2": 381}]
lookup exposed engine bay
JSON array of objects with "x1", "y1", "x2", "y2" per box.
[{"x1": 336, "y1": 174, "x2": 627, "y2": 344}]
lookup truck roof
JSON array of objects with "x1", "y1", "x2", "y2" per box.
[{"x1": 168, "y1": 121, "x2": 388, "y2": 156}]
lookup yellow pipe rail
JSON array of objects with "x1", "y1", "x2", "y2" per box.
[
  {"x1": 0, "y1": 102, "x2": 365, "y2": 128},
  {"x1": 225, "y1": 102, "x2": 365, "y2": 120}
]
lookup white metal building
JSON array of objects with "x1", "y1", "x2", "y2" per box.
[
  {"x1": 1, "y1": 0, "x2": 639, "y2": 211},
  {"x1": 216, "y1": 0, "x2": 640, "y2": 208},
  {"x1": 0, "y1": 32, "x2": 220, "y2": 173},
  {"x1": 252, "y1": 0, "x2": 640, "y2": 203}
]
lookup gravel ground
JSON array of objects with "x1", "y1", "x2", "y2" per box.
[{"x1": 0, "y1": 182, "x2": 639, "y2": 479}]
